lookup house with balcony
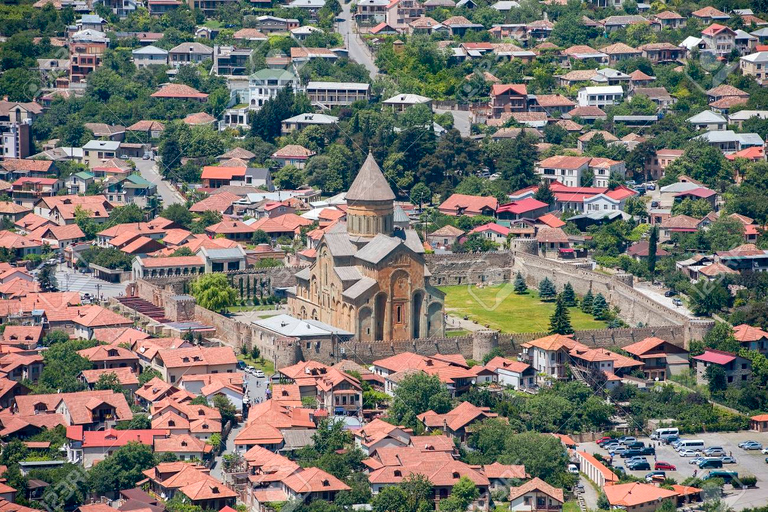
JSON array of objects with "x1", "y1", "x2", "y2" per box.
[
  {"x1": 701, "y1": 24, "x2": 737, "y2": 57},
  {"x1": 11, "y1": 178, "x2": 61, "y2": 208},
  {"x1": 14, "y1": 390, "x2": 133, "y2": 430},
  {"x1": 577, "y1": 86, "x2": 623, "y2": 108},
  {"x1": 418, "y1": 401, "x2": 497, "y2": 441},
  {"x1": 131, "y1": 45, "x2": 168, "y2": 67},
  {"x1": 305, "y1": 81, "x2": 371, "y2": 107},
  {"x1": 489, "y1": 83, "x2": 531, "y2": 118},
  {"x1": 520, "y1": 334, "x2": 587, "y2": 385},
  {"x1": 168, "y1": 42, "x2": 213, "y2": 67},
  {"x1": 356, "y1": 0, "x2": 389, "y2": 24},
  {"x1": 69, "y1": 30, "x2": 109, "y2": 84},
  {"x1": 275, "y1": 360, "x2": 363, "y2": 416},
  {"x1": 639, "y1": 42, "x2": 685, "y2": 63},
  {"x1": 623, "y1": 337, "x2": 691, "y2": 381}
]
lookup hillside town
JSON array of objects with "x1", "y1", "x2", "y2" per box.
[{"x1": 5, "y1": 0, "x2": 768, "y2": 512}]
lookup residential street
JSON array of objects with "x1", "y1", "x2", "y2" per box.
[
  {"x1": 435, "y1": 109, "x2": 471, "y2": 137},
  {"x1": 337, "y1": 2, "x2": 379, "y2": 77},
  {"x1": 132, "y1": 157, "x2": 185, "y2": 206}
]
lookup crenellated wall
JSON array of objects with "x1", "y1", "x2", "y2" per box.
[{"x1": 129, "y1": 248, "x2": 712, "y2": 368}]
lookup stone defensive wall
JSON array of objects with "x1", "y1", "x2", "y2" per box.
[{"x1": 126, "y1": 249, "x2": 712, "y2": 369}]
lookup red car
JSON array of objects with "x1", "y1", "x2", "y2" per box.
[
  {"x1": 655, "y1": 462, "x2": 676, "y2": 471},
  {"x1": 596, "y1": 437, "x2": 613, "y2": 445}
]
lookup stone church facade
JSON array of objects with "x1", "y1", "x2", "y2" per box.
[{"x1": 287, "y1": 154, "x2": 445, "y2": 341}]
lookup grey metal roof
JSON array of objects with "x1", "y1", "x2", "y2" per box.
[
  {"x1": 355, "y1": 234, "x2": 401, "y2": 264},
  {"x1": 346, "y1": 153, "x2": 396, "y2": 203},
  {"x1": 342, "y1": 276, "x2": 377, "y2": 300},
  {"x1": 334, "y1": 266, "x2": 363, "y2": 282},
  {"x1": 323, "y1": 232, "x2": 357, "y2": 257},
  {"x1": 295, "y1": 267, "x2": 311, "y2": 280},
  {"x1": 202, "y1": 247, "x2": 245, "y2": 260},
  {"x1": 393, "y1": 205, "x2": 410, "y2": 223},
  {"x1": 403, "y1": 230, "x2": 425, "y2": 254},
  {"x1": 687, "y1": 110, "x2": 726, "y2": 124}
]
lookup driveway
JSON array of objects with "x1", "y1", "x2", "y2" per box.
[
  {"x1": 336, "y1": 1, "x2": 379, "y2": 77},
  {"x1": 435, "y1": 109, "x2": 471, "y2": 137},
  {"x1": 132, "y1": 157, "x2": 185, "y2": 206},
  {"x1": 580, "y1": 431, "x2": 768, "y2": 510}
]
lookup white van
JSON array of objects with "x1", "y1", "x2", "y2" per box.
[
  {"x1": 676, "y1": 439, "x2": 704, "y2": 451},
  {"x1": 652, "y1": 427, "x2": 679, "y2": 440}
]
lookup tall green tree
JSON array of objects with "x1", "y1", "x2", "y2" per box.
[
  {"x1": 581, "y1": 290, "x2": 594, "y2": 314},
  {"x1": 388, "y1": 373, "x2": 451, "y2": 430},
  {"x1": 591, "y1": 293, "x2": 608, "y2": 320},
  {"x1": 88, "y1": 442, "x2": 157, "y2": 495},
  {"x1": 561, "y1": 282, "x2": 576, "y2": 306},
  {"x1": 190, "y1": 273, "x2": 237, "y2": 312},
  {"x1": 538, "y1": 277, "x2": 556, "y2": 301},
  {"x1": 647, "y1": 226, "x2": 659, "y2": 276},
  {"x1": 514, "y1": 272, "x2": 528, "y2": 294},
  {"x1": 549, "y1": 294, "x2": 574, "y2": 335}
]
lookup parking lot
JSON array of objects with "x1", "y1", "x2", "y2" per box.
[{"x1": 580, "y1": 431, "x2": 768, "y2": 510}]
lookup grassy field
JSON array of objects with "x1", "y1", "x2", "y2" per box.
[
  {"x1": 439, "y1": 284, "x2": 607, "y2": 333},
  {"x1": 238, "y1": 354, "x2": 276, "y2": 376}
]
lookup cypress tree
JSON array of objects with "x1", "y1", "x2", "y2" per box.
[{"x1": 647, "y1": 226, "x2": 659, "y2": 275}]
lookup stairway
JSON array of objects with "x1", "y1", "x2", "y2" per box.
[{"x1": 117, "y1": 296, "x2": 169, "y2": 323}]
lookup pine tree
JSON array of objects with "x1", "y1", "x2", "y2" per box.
[
  {"x1": 647, "y1": 226, "x2": 659, "y2": 275},
  {"x1": 592, "y1": 293, "x2": 608, "y2": 320},
  {"x1": 562, "y1": 282, "x2": 577, "y2": 307},
  {"x1": 549, "y1": 294, "x2": 574, "y2": 335},
  {"x1": 514, "y1": 272, "x2": 528, "y2": 294},
  {"x1": 538, "y1": 277, "x2": 557, "y2": 301},
  {"x1": 581, "y1": 290, "x2": 594, "y2": 314}
]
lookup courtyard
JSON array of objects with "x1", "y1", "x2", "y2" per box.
[{"x1": 439, "y1": 284, "x2": 607, "y2": 334}]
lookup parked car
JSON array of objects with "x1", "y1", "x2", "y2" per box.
[
  {"x1": 646, "y1": 183, "x2": 656, "y2": 190},
  {"x1": 655, "y1": 462, "x2": 676, "y2": 471},
  {"x1": 568, "y1": 464, "x2": 579, "y2": 474},
  {"x1": 596, "y1": 437, "x2": 613, "y2": 445},
  {"x1": 619, "y1": 437, "x2": 637, "y2": 445},
  {"x1": 628, "y1": 461, "x2": 651, "y2": 471},
  {"x1": 639, "y1": 447, "x2": 656, "y2": 456},
  {"x1": 742, "y1": 442, "x2": 763, "y2": 450},
  {"x1": 679, "y1": 449, "x2": 702, "y2": 457},
  {"x1": 254, "y1": 369, "x2": 265, "y2": 378},
  {"x1": 610, "y1": 448, "x2": 629, "y2": 456},
  {"x1": 760, "y1": 447, "x2": 768, "y2": 454},
  {"x1": 704, "y1": 471, "x2": 737, "y2": 483},
  {"x1": 738, "y1": 440, "x2": 756, "y2": 448},
  {"x1": 721, "y1": 457, "x2": 737, "y2": 464},
  {"x1": 664, "y1": 435, "x2": 680, "y2": 445},
  {"x1": 237, "y1": 361, "x2": 247, "y2": 370},
  {"x1": 626, "y1": 441, "x2": 645, "y2": 449},
  {"x1": 672, "y1": 298, "x2": 683, "y2": 306},
  {"x1": 664, "y1": 290, "x2": 678, "y2": 297},
  {"x1": 645, "y1": 471, "x2": 666, "y2": 482},
  {"x1": 699, "y1": 458, "x2": 723, "y2": 469},
  {"x1": 704, "y1": 447, "x2": 725, "y2": 456},
  {"x1": 689, "y1": 457, "x2": 705, "y2": 465}
]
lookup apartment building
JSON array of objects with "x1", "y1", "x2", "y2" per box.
[{"x1": 305, "y1": 82, "x2": 371, "y2": 106}]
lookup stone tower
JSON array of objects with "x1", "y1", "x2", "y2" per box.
[{"x1": 345, "y1": 153, "x2": 396, "y2": 238}]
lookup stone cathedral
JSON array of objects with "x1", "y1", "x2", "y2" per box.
[{"x1": 287, "y1": 154, "x2": 445, "y2": 341}]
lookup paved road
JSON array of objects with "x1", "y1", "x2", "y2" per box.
[
  {"x1": 578, "y1": 474, "x2": 598, "y2": 510},
  {"x1": 54, "y1": 264, "x2": 127, "y2": 299},
  {"x1": 210, "y1": 371, "x2": 267, "y2": 481},
  {"x1": 337, "y1": 1, "x2": 379, "y2": 77},
  {"x1": 581, "y1": 431, "x2": 768, "y2": 511},
  {"x1": 132, "y1": 157, "x2": 185, "y2": 206},
  {"x1": 435, "y1": 109, "x2": 471, "y2": 137},
  {"x1": 633, "y1": 281, "x2": 695, "y2": 319}
]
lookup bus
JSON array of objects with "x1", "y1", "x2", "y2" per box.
[{"x1": 652, "y1": 427, "x2": 679, "y2": 441}]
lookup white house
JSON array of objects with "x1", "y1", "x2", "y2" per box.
[
  {"x1": 577, "y1": 86, "x2": 624, "y2": 107},
  {"x1": 687, "y1": 110, "x2": 728, "y2": 131},
  {"x1": 131, "y1": 45, "x2": 168, "y2": 68}
]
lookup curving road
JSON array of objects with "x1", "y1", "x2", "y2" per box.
[{"x1": 337, "y1": 1, "x2": 379, "y2": 77}]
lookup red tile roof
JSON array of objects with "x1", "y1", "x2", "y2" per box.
[
  {"x1": 151, "y1": 84, "x2": 208, "y2": 99},
  {"x1": 693, "y1": 348, "x2": 738, "y2": 365}
]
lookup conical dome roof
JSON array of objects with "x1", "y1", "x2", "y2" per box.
[{"x1": 346, "y1": 153, "x2": 396, "y2": 202}]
